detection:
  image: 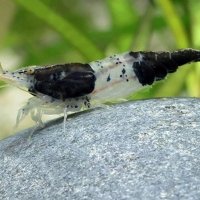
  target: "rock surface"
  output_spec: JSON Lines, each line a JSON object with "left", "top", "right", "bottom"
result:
{"left": 0, "top": 98, "right": 200, "bottom": 200}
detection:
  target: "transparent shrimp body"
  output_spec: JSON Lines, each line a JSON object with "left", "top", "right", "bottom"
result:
{"left": 89, "top": 52, "right": 143, "bottom": 104}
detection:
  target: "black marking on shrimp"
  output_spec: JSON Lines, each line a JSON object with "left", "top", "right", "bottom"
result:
{"left": 119, "top": 68, "right": 127, "bottom": 81}
{"left": 107, "top": 74, "right": 111, "bottom": 82}
{"left": 29, "top": 63, "right": 96, "bottom": 101}
{"left": 130, "top": 52, "right": 140, "bottom": 59}
{"left": 84, "top": 101, "right": 91, "bottom": 108}
{"left": 122, "top": 68, "right": 126, "bottom": 74}
{"left": 18, "top": 71, "right": 25, "bottom": 74}
{"left": 82, "top": 95, "right": 91, "bottom": 108}
{"left": 130, "top": 49, "right": 200, "bottom": 86}
{"left": 85, "top": 96, "right": 90, "bottom": 102}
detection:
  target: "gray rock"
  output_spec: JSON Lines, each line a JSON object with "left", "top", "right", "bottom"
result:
{"left": 0, "top": 98, "right": 200, "bottom": 200}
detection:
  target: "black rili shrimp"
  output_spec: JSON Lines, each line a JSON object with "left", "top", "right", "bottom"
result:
{"left": 0, "top": 48, "right": 200, "bottom": 132}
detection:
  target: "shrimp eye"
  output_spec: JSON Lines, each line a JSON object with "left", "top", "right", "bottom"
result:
{"left": 26, "top": 68, "right": 35, "bottom": 75}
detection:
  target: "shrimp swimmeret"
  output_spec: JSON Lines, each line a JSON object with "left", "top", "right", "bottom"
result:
{"left": 0, "top": 48, "right": 200, "bottom": 131}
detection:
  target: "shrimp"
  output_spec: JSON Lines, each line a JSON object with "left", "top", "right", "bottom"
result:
{"left": 1, "top": 48, "right": 200, "bottom": 132}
